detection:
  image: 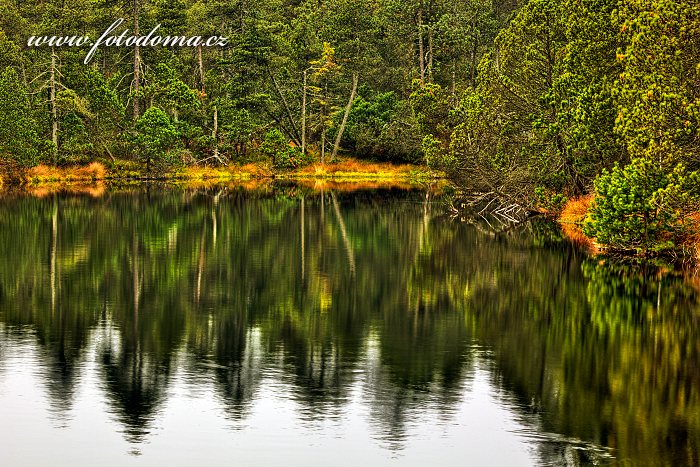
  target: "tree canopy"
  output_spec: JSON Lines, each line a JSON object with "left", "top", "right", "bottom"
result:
{"left": 0, "top": 0, "right": 698, "bottom": 253}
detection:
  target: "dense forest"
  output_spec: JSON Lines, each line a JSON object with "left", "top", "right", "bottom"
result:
{"left": 0, "top": 0, "right": 527, "bottom": 169}
{"left": 0, "top": 0, "right": 698, "bottom": 254}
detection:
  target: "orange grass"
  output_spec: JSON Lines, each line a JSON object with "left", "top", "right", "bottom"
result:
{"left": 294, "top": 158, "right": 419, "bottom": 178}
{"left": 170, "top": 166, "right": 232, "bottom": 180}
{"left": 560, "top": 194, "right": 594, "bottom": 224}
{"left": 240, "top": 163, "right": 272, "bottom": 177}
{"left": 19, "top": 158, "right": 427, "bottom": 185}
{"left": 558, "top": 194, "right": 598, "bottom": 251}
{"left": 26, "top": 182, "right": 106, "bottom": 198}
{"left": 26, "top": 162, "right": 107, "bottom": 183}
{"left": 76, "top": 162, "right": 107, "bottom": 179}
{"left": 169, "top": 163, "right": 272, "bottom": 180}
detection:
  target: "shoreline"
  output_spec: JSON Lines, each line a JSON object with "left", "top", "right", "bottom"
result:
{"left": 0, "top": 159, "right": 443, "bottom": 187}
{"left": 3, "top": 163, "right": 699, "bottom": 276}
{"left": 557, "top": 195, "right": 700, "bottom": 274}
{"left": 0, "top": 159, "right": 448, "bottom": 196}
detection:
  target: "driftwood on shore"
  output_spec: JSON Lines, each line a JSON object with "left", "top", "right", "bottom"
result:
{"left": 448, "top": 190, "right": 534, "bottom": 232}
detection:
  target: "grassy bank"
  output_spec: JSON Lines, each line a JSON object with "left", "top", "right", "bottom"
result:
{"left": 20, "top": 161, "right": 269, "bottom": 184}
{"left": 283, "top": 160, "right": 436, "bottom": 181}
{"left": 558, "top": 195, "right": 598, "bottom": 253}
{"left": 558, "top": 195, "right": 700, "bottom": 266}
{"left": 5, "top": 158, "right": 442, "bottom": 188}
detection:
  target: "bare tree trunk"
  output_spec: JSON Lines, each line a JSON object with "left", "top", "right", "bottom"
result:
{"left": 301, "top": 69, "right": 307, "bottom": 155}
{"left": 50, "top": 47, "right": 58, "bottom": 158}
{"left": 197, "top": 44, "right": 205, "bottom": 93}
{"left": 21, "top": 59, "right": 27, "bottom": 88}
{"left": 417, "top": 8, "right": 425, "bottom": 82}
{"left": 321, "top": 106, "right": 326, "bottom": 164}
{"left": 331, "top": 193, "right": 355, "bottom": 275}
{"left": 495, "top": 44, "right": 500, "bottom": 73}
{"left": 268, "top": 67, "right": 301, "bottom": 144}
{"left": 50, "top": 196, "right": 58, "bottom": 314}
{"left": 470, "top": 17, "right": 478, "bottom": 87}
{"left": 331, "top": 73, "right": 358, "bottom": 161}
{"left": 212, "top": 105, "right": 220, "bottom": 162}
{"left": 427, "top": 28, "right": 433, "bottom": 82}
{"left": 133, "top": 0, "right": 141, "bottom": 120}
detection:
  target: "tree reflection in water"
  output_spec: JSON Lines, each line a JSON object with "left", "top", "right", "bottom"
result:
{"left": 0, "top": 185, "right": 697, "bottom": 465}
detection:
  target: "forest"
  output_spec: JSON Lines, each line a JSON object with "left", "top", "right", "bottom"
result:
{"left": 0, "top": 0, "right": 698, "bottom": 255}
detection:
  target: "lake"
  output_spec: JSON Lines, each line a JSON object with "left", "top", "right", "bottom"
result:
{"left": 0, "top": 183, "right": 698, "bottom": 466}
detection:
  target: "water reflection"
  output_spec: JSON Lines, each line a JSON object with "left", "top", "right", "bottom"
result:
{"left": 0, "top": 185, "right": 698, "bottom": 465}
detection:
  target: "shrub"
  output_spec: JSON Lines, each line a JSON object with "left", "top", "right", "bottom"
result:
{"left": 132, "top": 107, "right": 181, "bottom": 172}
{"left": 330, "top": 92, "right": 422, "bottom": 163}
{"left": 260, "top": 129, "right": 311, "bottom": 169}
{"left": 534, "top": 187, "right": 567, "bottom": 213}
{"left": 583, "top": 157, "right": 699, "bottom": 254}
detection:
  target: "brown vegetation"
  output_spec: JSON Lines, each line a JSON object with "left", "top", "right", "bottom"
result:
{"left": 168, "top": 163, "right": 272, "bottom": 181}
{"left": 680, "top": 212, "right": 700, "bottom": 264}
{"left": 559, "top": 195, "right": 598, "bottom": 252}
{"left": 559, "top": 194, "right": 594, "bottom": 224}
{"left": 26, "top": 182, "right": 106, "bottom": 198}
{"left": 25, "top": 162, "right": 107, "bottom": 183}
{"left": 293, "top": 158, "right": 425, "bottom": 179}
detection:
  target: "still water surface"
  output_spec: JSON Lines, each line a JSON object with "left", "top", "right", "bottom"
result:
{"left": 0, "top": 184, "right": 698, "bottom": 466}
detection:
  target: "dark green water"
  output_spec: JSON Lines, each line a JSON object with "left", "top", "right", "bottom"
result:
{"left": 0, "top": 185, "right": 698, "bottom": 466}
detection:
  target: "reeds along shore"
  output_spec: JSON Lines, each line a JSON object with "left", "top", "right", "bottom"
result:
{"left": 1, "top": 158, "right": 439, "bottom": 186}
{"left": 558, "top": 195, "right": 700, "bottom": 266}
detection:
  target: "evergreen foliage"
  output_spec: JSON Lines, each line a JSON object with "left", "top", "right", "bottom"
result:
{"left": 0, "top": 0, "right": 697, "bottom": 253}
{"left": 584, "top": 158, "right": 699, "bottom": 254}
{"left": 133, "top": 107, "right": 181, "bottom": 171}
{"left": 0, "top": 67, "right": 40, "bottom": 166}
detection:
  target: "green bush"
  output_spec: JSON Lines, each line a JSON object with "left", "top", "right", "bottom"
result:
{"left": 260, "top": 129, "right": 311, "bottom": 169}
{"left": 583, "top": 157, "right": 699, "bottom": 254}
{"left": 534, "top": 187, "right": 567, "bottom": 213}
{"left": 132, "top": 107, "right": 181, "bottom": 171}
{"left": 329, "top": 91, "right": 421, "bottom": 163}
{"left": 58, "top": 112, "right": 94, "bottom": 165}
